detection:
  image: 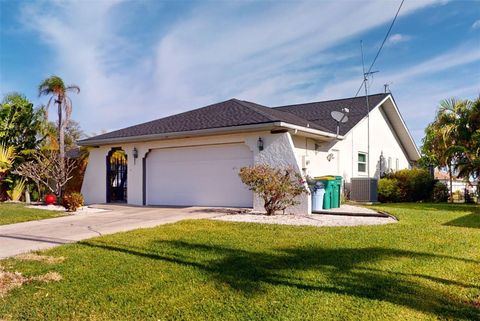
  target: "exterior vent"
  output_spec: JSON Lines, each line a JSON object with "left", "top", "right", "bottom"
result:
{"left": 350, "top": 178, "right": 378, "bottom": 202}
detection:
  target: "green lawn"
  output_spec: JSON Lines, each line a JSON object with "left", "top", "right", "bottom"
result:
{"left": 1, "top": 203, "right": 479, "bottom": 321}
{"left": 0, "top": 203, "right": 66, "bottom": 225}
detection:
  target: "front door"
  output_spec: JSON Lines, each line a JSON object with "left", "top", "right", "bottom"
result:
{"left": 107, "top": 149, "right": 127, "bottom": 203}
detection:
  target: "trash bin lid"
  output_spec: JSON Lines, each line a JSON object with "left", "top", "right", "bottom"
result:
{"left": 315, "top": 175, "right": 335, "bottom": 180}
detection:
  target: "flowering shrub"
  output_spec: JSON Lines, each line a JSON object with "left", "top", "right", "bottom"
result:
{"left": 238, "top": 165, "right": 308, "bottom": 215}
{"left": 62, "top": 192, "right": 84, "bottom": 212}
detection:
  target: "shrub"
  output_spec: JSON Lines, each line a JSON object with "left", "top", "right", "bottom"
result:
{"left": 62, "top": 192, "right": 84, "bottom": 212}
{"left": 7, "top": 179, "right": 26, "bottom": 202}
{"left": 383, "top": 168, "right": 434, "bottom": 202}
{"left": 452, "top": 190, "right": 463, "bottom": 202}
{"left": 465, "top": 190, "right": 475, "bottom": 204}
{"left": 378, "top": 178, "right": 400, "bottom": 203}
{"left": 239, "top": 165, "right": 308, "bottom": 215}
{"left": 431, "top": 181, "right": 449, "bottom": 202}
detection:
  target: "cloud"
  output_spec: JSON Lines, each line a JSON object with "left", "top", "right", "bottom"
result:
{"left": 385, "top": 33, "right": 411, "bottom": 46}
{"left": 472, "top": 19, "right": 480, "bottom": 29}
{"left": 18, "top": 0, "right": 443, "bottom": 134}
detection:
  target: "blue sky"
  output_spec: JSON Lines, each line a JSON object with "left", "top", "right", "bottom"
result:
{"left": 1, "top": 0, "right": 479, "bottom": 146}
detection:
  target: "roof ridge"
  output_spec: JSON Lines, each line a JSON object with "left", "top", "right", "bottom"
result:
{"left": 231, "top": 99, "right": 278, "bottom": 122}
{"left": 274, "top": 93, "right": 389, "bottom": 109}
{"left": 234, "top": 99, "right": 335, "bottom": 132}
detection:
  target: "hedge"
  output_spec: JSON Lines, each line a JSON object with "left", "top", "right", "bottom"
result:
{"left": 378, "top": 168, "right": 435, "bottom": 202}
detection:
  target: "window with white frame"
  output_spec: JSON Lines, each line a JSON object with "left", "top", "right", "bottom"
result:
{"left": 358, "top": 153, "right": 367, "bottom": 173}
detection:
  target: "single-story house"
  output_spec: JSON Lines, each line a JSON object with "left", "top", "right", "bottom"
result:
{"left": 78, "top": 93, "right": 420, "bottom": 214}
{"left": 434, "top": 169, "right": 477, "bottom": 195}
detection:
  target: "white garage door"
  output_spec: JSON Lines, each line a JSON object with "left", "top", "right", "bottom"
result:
{"left": 146, "top": 143, "right": 253, "bottom": 207}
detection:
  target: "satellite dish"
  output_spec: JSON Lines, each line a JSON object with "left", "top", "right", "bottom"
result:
{"left": 331, "top": 111, "right": 348, "bottom": 123}
{"left": 331, "top": 108, "right": 350, "bottom": 137}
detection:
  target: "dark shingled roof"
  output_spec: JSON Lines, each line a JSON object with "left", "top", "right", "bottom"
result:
{"left": 80, "top": 93, "right": 390, "bottom": 143}
{"left": 273, "top": 93, "right": 389, "bottom": 136}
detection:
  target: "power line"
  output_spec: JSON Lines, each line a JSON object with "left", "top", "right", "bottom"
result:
{"left": 368, "top": 0, "right": 405, "bottom": 74}
{"left": 352, "top": 0, "right": 405, "bottom": 98}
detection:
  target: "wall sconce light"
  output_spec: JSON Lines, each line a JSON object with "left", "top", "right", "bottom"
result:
{"left": 326, "top": 153, "right": 335, "bottom": 162}
{"left": 133, "top": 147, "right": 138, "bottom": 164}
{"left": 257, "top": 137, "right": 264, "bottom": 151}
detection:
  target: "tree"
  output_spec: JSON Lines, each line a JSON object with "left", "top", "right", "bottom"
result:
{"left": 40, "top": 119, "right": 85, "bottom": 152}
{"left": 14, "top": 150, "right": 76, "bottom": 197}
{"left": 452, "top": 97, "right": 480, "bottom": 181}
{"left": 421, "top": 97, "right": 480, "bottom": 202}
{"left": 38, "top": 76, "right": 80, "bottom": 194}
{"left": 238, "top": 165, "right": 308, "bottom": 215}
{"left": 0, "top": 93, "right": 44, "bottom": 153}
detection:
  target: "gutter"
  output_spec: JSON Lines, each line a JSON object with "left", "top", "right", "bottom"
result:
{"left": 78, "top": 122, "right": 342, "bottom": 146}
{"left": 278, "top": 122, "right": 344, "bottom": 140}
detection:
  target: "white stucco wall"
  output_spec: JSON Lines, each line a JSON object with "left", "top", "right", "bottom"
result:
{"left": 252, "top": 132, "right": 310, "bottom": 214}
{"left": 81, "top": 131, "right": 310, "bottom": 214}
{"left": 292, "top": 103, "right": 412, "bottom": 190}
{"left": 81, "top": 146, "right": 110, "bottom": 204}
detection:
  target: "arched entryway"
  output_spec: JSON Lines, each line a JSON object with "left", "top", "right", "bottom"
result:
{"left": 106, "top": 148, "right": 127, "bottom": 203}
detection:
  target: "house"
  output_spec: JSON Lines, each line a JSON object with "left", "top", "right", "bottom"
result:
{"left": 78, "top": 93, "right": 420, "bottom": 214}
{"left": 434, "top": 169, "right": 477, "bottom": 195}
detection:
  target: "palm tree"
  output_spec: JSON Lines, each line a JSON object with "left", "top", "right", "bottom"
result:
{"left": 435, "top": 98, "right": 470, "bottom": 201}
{"left": 38, "top": 76, "right": 80, "bottom": 194}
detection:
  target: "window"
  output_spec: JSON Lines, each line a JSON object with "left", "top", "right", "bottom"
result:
{"left": 396, "top": 158, "right": 399, "bottom": 171}
{"left": 358, "top": 153, "right": 367, "bottom": 173}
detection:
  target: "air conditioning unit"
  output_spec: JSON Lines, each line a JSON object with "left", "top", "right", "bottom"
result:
{"left": 350, "top": 178, "right": 378, "bottom": 202}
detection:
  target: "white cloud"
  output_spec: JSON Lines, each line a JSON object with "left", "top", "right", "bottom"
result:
{"left": 19, "top": 0, "right": 444, "bottom": 133}
{"left": 472, "top": 19, "right": 480, "bottom": 29}
{"left": 385, "top": 33, "right": 411, "bottom": 46}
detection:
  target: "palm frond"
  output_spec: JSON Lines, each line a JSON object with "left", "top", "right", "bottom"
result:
{"left": 7, "top": 179, "right": 26, "bottom": 201}
{"left": 66, "top": 85, "right": 80, "bottom": 94}
{"left": 0, "top": 144, "right": 16, "bottom": 173}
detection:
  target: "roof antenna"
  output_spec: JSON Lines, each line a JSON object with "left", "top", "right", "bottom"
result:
{"left": 361, "top": 40, "right": 378, "bottom": 179}
{"left": 384, "top": 82, "right": 392, "bottom": 93}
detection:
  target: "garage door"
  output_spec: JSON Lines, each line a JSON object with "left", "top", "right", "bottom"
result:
{"left": 146, "top": 143, "right": 253, "bottom": 207}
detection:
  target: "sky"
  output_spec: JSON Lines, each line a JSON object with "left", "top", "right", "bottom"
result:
{"left": 1, "top": 0, "right": 479, "bottom": 146}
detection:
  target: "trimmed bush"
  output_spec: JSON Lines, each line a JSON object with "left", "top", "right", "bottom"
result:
{"left": 378, "top": 178, "right": 400, "bottom": 203}
{"left": 239, "top": 165, "right": 308, "bottom": 215}
{"left": 62, "top": 192, "right": 84, "bottom": 212}
{"left": 431, "top": 181, "right": 449, "bottom": 202}
{"left": 381, "top": 168, "right": 434, "bottom": 202}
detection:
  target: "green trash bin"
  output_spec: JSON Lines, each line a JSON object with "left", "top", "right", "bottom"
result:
{"left": 316, "top": 176, "right": 336, "bottom": 209}
{"left": 332, "top": 180, "right": 340, "bottom": 208}
{"left": 333, "top": 176, "right": 343, "bottom": 208}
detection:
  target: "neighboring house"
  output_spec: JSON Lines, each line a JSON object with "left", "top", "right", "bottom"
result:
{"left": 434, "top": 169, "right": 476, "bottom": 194}
{"left": 78, "top": 93, "right": 420, "bottom": 214}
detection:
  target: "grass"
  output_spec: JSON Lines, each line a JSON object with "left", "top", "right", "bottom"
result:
{"left": 0, "top": 203, "right": 479, "bottom": 320}
{"left": 0, "top": 203, "right": 66, "bottom": 226}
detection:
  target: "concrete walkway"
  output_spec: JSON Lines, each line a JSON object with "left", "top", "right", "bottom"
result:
{"left": 312, "top": 204, "right": 393, "bottom": 218}
{"left": 0, "top": 205, "right": 221, "bottom": 259}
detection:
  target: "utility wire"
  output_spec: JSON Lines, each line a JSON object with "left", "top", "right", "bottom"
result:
{"left": 368, "top": 0, "right": 405, "bottom": 74}
{"left": 352, "top": 0, "right": 405, "bottom": 98}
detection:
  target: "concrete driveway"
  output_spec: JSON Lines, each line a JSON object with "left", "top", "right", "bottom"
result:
{"left": 0, "top": 205, "right": 222, "bottom": 259}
